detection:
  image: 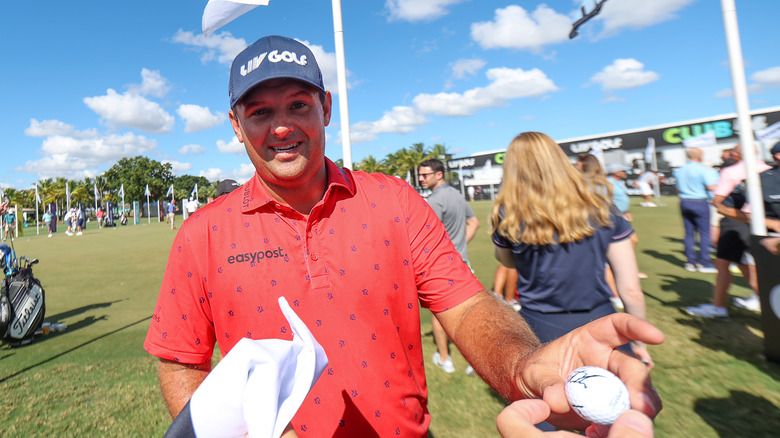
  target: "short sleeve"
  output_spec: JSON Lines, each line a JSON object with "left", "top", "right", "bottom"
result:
{"left": 144, "top": 226, "right": 217, "bottom": 364}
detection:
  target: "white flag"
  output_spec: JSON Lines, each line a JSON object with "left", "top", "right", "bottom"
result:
{"left": 118, "top": 184, "right": 124, "bottom": 198}
{"left": 35, "top": 184, "right": 41, "bottom": 204}
{"left": 191, "top": 183, "right": 198, "bottom": 199}
{"left": 145, "top": 184, "right": 151, "bottom": 197}
{"left": 202, "top": 0, "right": 270, "bottom": 36}
{"left": 756, "top": 121, "right": 780, "bottom": 144}
{"left": 644, "top": 137, "right": 656, "bottom": 169}
{"left": 682, "top": 130, "right": 716, "bottom": 148}
{"left": 94, "top": 183, "right": 99, "bottom": 199}
{"left": 65, "top": 182, "right": 71, "bottom": 201}
{"left": 166, "top": 184, "right": 174, "bottom": 197}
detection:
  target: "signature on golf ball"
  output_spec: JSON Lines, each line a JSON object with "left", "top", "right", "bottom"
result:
{"left": 564, "top": 366, "right": 630, "bottom": 425}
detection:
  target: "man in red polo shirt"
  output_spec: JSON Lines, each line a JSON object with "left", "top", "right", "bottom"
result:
{"left": 144, "top": 35, "right": 662, "bottom": 437}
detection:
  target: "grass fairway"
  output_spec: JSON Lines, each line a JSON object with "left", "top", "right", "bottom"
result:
{"left": 2, "top": 200, "right": 780, "bottom": 437}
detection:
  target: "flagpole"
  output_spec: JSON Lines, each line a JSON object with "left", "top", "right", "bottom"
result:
{"left": 721, "top": 0, "right": 765, "bottom": 235}
{"left": 652, "top": 142, "right": 660, "bottom": 199}
{"left": 331, "top": 0, "right": 353, "bottom": 170}
{"left": 34, "top": 184, "right": 40, "bottom": 236}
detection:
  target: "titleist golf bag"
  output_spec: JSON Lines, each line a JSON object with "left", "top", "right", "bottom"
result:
{"left": 0, "top": 244, "right": 46, "bottom": 346}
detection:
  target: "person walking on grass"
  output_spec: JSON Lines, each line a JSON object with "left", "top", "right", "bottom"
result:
{"left": 685, "top": 144, "right": 771, "bottom": 319}
{"left": 418, "top": 158, "right": 480, "bottom": 375}
{"left": 606, "top": 163, "right": 648, "bottom": 280}
{"left": 674, "top": 147, "right": 719, "bottom": 273}
{"left": 144, "top": 35, "right": 663, "bottom": 437}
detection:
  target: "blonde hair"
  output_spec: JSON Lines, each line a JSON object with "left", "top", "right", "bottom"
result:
{"left": 491, "top": 132, "right": 612, "bottom": 245}
{"left": 577, "top": 153, "right": 613, "bottom": 200}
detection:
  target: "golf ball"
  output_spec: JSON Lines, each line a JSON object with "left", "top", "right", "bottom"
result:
{"left": 564, "top": 366, "right": 630, "bottom": 425}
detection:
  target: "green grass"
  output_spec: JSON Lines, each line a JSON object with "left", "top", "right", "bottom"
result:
{"left": 2, "top": 201, "right": 779, "bottom": 437}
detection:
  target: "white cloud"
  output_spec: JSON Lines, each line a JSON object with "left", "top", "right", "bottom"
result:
{"left": 349, "top": 106, "right": 429, "bottom": 144}
{"left": 451, "top": 58, "right": 486, "bottom": 80}
{"left": 386, "top": 0, "right": 465, "bottom": 22}
{"left": 24, "top": 119, "right": 74, "bottom": 137}
{"left": 84, "top": 89, "right": 175, "bottom": 133}
{"left": 751, "top": 66, "right": 780, "bottom": 85}
{"left": 127, "top": 68, "right": 171, "bottom": 98}
{"left": 178, "top": 144, "right": 205, "bottom": 155}
{"left": 195, "top": 163, "right": 255, "bottom": 184}
{"left": 414, "top": 67, "right": 559, "bottom": 116}
{"left": 231, "top": 163, "right": 256, "bottom": 183}
{"left": 217, "top": 136, "right": 244, "bottom": 155}
{"left": 348, "top": 66, "right": 558, "bottom": 142}
{"left": 471, "top": 5, "right": 570, "bottom": 52}
{"left": 589, "top": 58, "right": 659, "bottom": 91}
{"left": 162, "top": 160, "right": 193, "bottom": 175}
{"left": 177, "top": 104, "right": 225, "bottom": 133}
{"left": 17, "top": 131, "right": 158, "bottom": 181}
{"left": 171, "top": 30, "right": 248, "bottom": 65}
{"left": 598, "top": 0, "right": 697, "bottom": 37}
{"left": 298, "top": 40, "right": 348, "bottom": 95}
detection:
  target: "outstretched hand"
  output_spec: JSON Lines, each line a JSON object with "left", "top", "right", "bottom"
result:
{"left": 0, "top": 201, "right": 8, "bottom": 215}
{"left": 510, "top": 313, "right": 664, "bottom": 433}
{"left": 497, "top": 399, "right": 654, "bottom": 438}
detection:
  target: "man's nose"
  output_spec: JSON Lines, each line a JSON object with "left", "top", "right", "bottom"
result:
{"left": 273, "top": 126, "right": 294, "bottom": 139}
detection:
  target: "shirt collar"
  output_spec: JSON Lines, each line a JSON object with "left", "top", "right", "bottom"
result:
{"left": 240, "top": 158, "right": 355, "bottom": 214}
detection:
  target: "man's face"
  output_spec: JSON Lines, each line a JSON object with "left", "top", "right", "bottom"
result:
{"left": 229, "top": 79, "right": 332, "bottom": 190}
{"left": 614, "top": 170, "right": 628, "bottom": 180}
{"left": 418, "top": 166, "right": 440, "bottom": 190}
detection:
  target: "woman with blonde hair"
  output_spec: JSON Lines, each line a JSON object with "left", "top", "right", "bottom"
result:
{"left": 491, "top": 132, "right": 652, "bottom": 367}
{"left": 577, "top": 152, "right": 613, "bottom": 199}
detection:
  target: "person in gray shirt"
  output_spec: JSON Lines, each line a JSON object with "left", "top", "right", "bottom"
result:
{"left": 419, "top": 158, "right": 480, "bottom": 374}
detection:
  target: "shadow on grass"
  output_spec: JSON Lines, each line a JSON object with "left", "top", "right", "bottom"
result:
{"left": 644, "top": 249, "right": 686, "bottom": 270}
{"left": 655, "top": 274, "right": 714, "bottom": 305}
{"left": 46, "top": 300, "right": 123, "bottom": 323}
{"left": 662, "top": 236, "right": 683, "bottom": 245}
{"left": 694, "top": 390, "right": 780, "bottom": 436}
{"left": 0, "top": 315, "right": 151, "bottom": 384}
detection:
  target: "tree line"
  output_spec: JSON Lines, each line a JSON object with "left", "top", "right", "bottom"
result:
{"left": 3, "top": 142, "right": 453, "bottom": 212}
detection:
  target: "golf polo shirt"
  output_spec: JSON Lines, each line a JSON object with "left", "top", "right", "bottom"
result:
{"left": 145, "top": 159, "right": 483, "bottom": 436}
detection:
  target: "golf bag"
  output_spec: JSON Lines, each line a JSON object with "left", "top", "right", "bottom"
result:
{"left": 0, "top": 244, "right": 46, "bottom": 346}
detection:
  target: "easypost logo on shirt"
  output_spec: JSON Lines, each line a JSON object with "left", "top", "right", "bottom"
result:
{"left": 228, "top": 246, "right": 287, "bottom": 264}
{"left": 240, "top": 50, "right": 308, "bottom": 77}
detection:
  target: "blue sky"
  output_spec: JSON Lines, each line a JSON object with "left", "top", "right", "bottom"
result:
{"left": 2, "top": 0, "right": 779, "bottom": 190}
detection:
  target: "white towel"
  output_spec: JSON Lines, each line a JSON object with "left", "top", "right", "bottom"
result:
{"left": 187, "top": 296, "right": 328, "bottom": 438}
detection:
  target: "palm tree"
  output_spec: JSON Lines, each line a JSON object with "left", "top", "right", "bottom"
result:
{"left": 356, "top": 155, "right": 388, "bottom": 174}
{"left": 398, "top": 143, "right": 429, "bottom": 188}
{"left": 38, "top": 178, "right": 56, "bottom": 207}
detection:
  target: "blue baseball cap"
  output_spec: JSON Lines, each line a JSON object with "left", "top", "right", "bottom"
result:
{"left": 229, "top": 35, "right": 325, "bottom": 108}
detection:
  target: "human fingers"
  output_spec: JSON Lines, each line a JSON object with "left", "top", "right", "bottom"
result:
{"left": 630, "top": 344, "right": 654, "bottom": 370}
{"left": 497, "top": 399, "right": 548, "bottom": 438}
{"left": 497, "top": 400, "right": 584, "bottom": 438}
{"left": 585, "top": 410, "right": 654, "bottom": 438}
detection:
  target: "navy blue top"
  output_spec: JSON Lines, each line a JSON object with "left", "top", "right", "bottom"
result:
{"left": 492, "top": 211, "right": 634, "bottom": 313}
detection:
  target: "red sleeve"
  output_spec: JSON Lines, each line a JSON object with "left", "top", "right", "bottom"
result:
{"left": 394, "top": 178, "right": 484, "bottom": 313}
{"left": 143, "top": 224, "right": 216, "bottom": 364}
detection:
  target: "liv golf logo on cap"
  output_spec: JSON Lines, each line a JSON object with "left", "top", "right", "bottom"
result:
{"left": 240, "top": 50, "right": 308, "bottom": 77}
{"left": 229, "top": 35, "right": 325, "bottom": 108}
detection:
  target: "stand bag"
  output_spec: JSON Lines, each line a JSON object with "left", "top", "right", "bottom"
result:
{"left": 0, "top": 245, "right": 46, "bottom": 347}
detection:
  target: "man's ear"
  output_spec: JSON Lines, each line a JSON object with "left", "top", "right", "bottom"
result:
{"left": 229, "top": 110, "right": 244, "bottom": 143}
{"left": 322, "top": 91, "right": 333, "bottom": 127}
